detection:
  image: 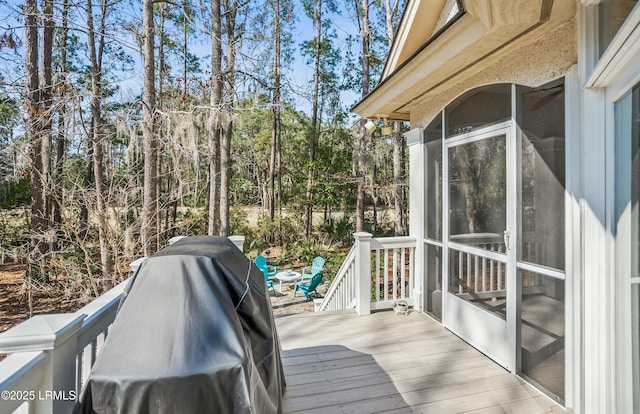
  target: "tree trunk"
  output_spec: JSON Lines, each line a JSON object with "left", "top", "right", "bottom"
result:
{"left": 268, "top": 0, "right": 281, "bottom": 220}
{"left": 53, "top": 0, "right": 69, "bottom": 229}
{"left": 355, "top": 0, "right": 370, "bottom": 233}
{"left": 220, "top": 122, "right": 232, "bottom": 236}
{"left": 208, "top": 0, "right": 222, "bottom": 235}
{"left": 142, "top": 0, "right": 159, "bottom": 255}
{"left": 393, "top": 122, "right": 407, "bottom": 235}
{"left": 305, "top": 0, "right": 322, "bottom": 239}
{"left": 382, "top": 0, "right": 405, "bottom": 237}
{"left": 79, "top": 144, "right": 93, "bottom": 242}
{"left": 25, "top": 0, "right": 47, "bottom": 255}
{"left": 86, "top": 0, "right": 113, "bottom": 284}
{"left": 220, "top": 0, "right": 239, "bottom": 237}
{"left": 42, "top": 0, "right": 54, "bottom": 230}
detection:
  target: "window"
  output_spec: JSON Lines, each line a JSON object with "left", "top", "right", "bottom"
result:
{"left": 599, "top": 0, "right": 639, "bottom": 56}
{"left": 615, "top": 81, "right": 640, "bottom": 413}
{"left": 445, "top": 84, "right": 511, "bottom": 137}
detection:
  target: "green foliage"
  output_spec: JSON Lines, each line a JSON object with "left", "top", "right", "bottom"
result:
{"left": 176, "top": 208, "right": 208, "bottom": 236}
{"left": 255, "top": 213, "right": 302, "bottom": 246}
{"left": 0, "top": 178, "right": 30, "bottom": 208}
{"left": 295, "top": 240, "right": 318, "bottom": 264}
{"left": 0, "top": 208, "right": 29, "bottom": 246}
{"left": 229, "top": 207, "right": 253, "bottom": 239}
{"left": 319, "top": 215, "right": 354, "bottom": 246}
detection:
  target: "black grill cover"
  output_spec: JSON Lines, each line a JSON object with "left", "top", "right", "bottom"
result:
{"left": 75, "top": 236, "right": 286, "bottom": 414}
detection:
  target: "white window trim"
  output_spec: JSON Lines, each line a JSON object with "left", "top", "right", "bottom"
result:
{"left": 583, "top": 3, "right": 640, "bottom": 412}
{"left": 586, "top": 2, "right": 640, "bottom": 89}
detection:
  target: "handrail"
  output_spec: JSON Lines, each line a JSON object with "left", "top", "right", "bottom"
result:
{"left": 318, "top": 234, "right": 417, "bottom": 315}
{"left": 317, "top": 245, "right": 357, "bottom": 312}
{"left": 0, "top": 352, "right": 48, "bottom": 413}
{"left": 0, "top": 279, "right": 130, "bottom": 413}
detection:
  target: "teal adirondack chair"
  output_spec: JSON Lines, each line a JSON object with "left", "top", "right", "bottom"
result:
{"left": 255, "top": 255, "right": 278, "bottom": 278}
{"left": 263, "top": 273, "right": 276, "bottom": 295}
{"left": 301, "top": 256, "right": 325, "bottom": 280}
{"left": 255, "top": 255, "right": 277, "bottom": 295}
{"left": 294, "top": 272, "right": 323, "bottom": 301}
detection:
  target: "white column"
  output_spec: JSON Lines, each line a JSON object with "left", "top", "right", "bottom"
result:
{"left": 406, "top": 127, "right": 425, "bottom": 311}
{"left": 354, "top": 232, "right": 372, "bottom": 315}
{"left": 578, "top": 3, "right": 613, "bottom": 413}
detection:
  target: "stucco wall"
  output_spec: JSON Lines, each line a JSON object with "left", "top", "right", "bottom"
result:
{"left": 409, "top": 18, "right": 577, "bottom": 127}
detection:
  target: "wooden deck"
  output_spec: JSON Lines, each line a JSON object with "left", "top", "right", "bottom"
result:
{"left": 275, "top": 310, "right": 565, "bottom": 414}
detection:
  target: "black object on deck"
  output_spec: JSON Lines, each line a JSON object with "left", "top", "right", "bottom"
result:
{"left": 75, "top": 236, "right": 286, "bottom": 414}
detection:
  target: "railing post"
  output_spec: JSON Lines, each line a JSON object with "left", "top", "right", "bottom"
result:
{"left": 354, "top": 232, "right": 372, "bottom": 315}
{"left": 0, "top": 314, "right": 85, "bottom": 413}
{"left": 228, "top": 235, "right": 245, "bottom": 252}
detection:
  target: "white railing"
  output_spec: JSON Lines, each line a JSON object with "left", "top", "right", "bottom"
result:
{"left": 317, "top": 245, "right": 357, "bottom": 312}
{"left": 449, "top": 234, "right": 506, "bottom": 298}
{"left": 318, "top": 232, "right": 417, "bottom": 315}
{"left": 0, "top": 280, "right": 128, "bottom": 413}
{"left": 448, "top": 233, "right": 545, "bottom": 300}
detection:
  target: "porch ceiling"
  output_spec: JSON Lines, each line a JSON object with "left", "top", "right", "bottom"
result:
{"left": 352, "top": 0, "right": 576, "bottom": 122}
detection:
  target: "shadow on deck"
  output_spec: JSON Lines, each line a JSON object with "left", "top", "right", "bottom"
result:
{"left": 275, "top": 310, "right": 565, "bottom": 414}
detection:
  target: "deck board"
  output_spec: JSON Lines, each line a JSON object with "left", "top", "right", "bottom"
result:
{"left": 275, "top": 310, "right": 564, "bottom": 414}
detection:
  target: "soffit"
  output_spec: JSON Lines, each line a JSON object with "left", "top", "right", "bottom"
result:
{"left": 353, "top": 0, "right": 576, "bottom": 121}
{"left": 384, "top": 0, "right": 451, "bottom": 78}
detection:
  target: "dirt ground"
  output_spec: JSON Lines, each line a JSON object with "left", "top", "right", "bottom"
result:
{"left": 0, "top": 263, "right": 85, "bottom": 334}
{"left": 268, "top": 278, "right": 328, "bottom": 316}
{"left": 0, "top": 262, "right": 327, "bottom": 335}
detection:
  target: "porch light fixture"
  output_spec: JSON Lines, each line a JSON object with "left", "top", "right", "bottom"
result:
{"left": 365, "top": 114, "right": 394, "bottom": 136}
{"left": 364, "top": 119, "right": 377, "bottom": 133}
{"left": 380, "top": 119, "right": 393, "bottom": 136}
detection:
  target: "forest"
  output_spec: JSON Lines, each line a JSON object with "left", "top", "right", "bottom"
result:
{"left": 0, "top": 0, "right": 407, "bottom": 310}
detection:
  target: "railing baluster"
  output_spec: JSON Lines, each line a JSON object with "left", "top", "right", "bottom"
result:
{"left": 375, "top": 249, "right": 381, "bottom": 302}
{"left": 401, "top": 247, "right": 406, "bottom": 299}
{"left": 384, "top": 249, "right": 389, "bottom": 301}
{"left": 490, "top": 245, "right": 495, "bottom": 291}
{"left": 474, "top": 254, "right": 479, "bottom": 292}
{"left": 409, "top": 247, "right": 414, "bottom": 295}
{"left": 458, "top": 251, "right": 463, "bottom": 294}
{"left": 482, "top": 256, "right": 487, "bottom": 293}
{"left": 466, "top": 252, "right": 471, "bottom": 293}
{"left": 391, "top": 249, "right": 398, "bottom": 301}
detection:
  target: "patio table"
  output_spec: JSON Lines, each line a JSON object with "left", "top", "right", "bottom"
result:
{"left": 274, "top": 271, "right": 301, "bottom": 293}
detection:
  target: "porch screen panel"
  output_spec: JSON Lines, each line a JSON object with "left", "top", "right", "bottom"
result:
{"left": 425, "top": 114, "right": 444, "bottom": 320}
{"left": 448, "top": 247, "right": 507, "bottom": 319}
{"left": 519, "top": 270, "right": 565, "bottom": 403}
{"left": 449, "top": 135, "right": 506, "bottom": 247}
{"left": 634, "top": 285, "right": 640, "bottom": 413}
{"left": 518, "top": 80, "right": 565, "bottom": 270}
{"left": 426, "top": 243, "right": 443, "bottom": 320}
{"left": 426, "top": 115, "right": 443, "bottom": 241}
{"left": 630, "top": 83, "right": 640, "bottom": 412}
{"left": 446, "top": 84, "right": 511, "bottom": 137}
{"left": 616, "top": 81, "right": 640, "bottom": 413}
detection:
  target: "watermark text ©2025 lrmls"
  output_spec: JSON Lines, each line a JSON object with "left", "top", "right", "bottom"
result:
{"left": 1, "top": 389, "right": 77, "bottom": 401}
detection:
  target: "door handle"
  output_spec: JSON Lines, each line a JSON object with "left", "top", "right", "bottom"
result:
{"left": 503, "top": 230, "right": 510, "bottom": 251}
